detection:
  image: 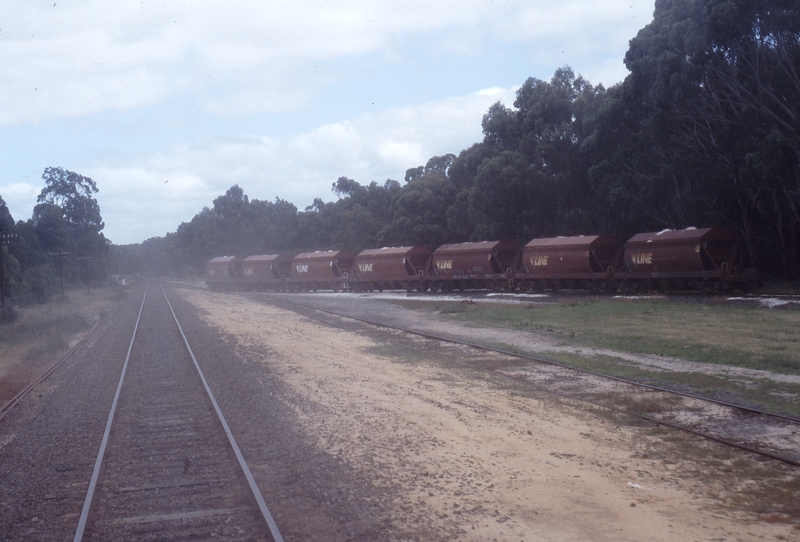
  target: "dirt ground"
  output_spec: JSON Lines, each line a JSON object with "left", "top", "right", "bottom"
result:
{"left": 176, "top": 288, "right": 798, "bottom": 541}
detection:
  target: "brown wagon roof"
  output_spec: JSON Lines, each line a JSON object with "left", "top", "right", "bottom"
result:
{"left": 626, "top": 227, "right": 733, "bottom": 245}
{"left": 525, "top": 235, "right": 619, "bottom": 248}
{"left": 293, "top": 250, "right": 355, "bottom": 261}
{"left": 243, "top": 254, "right": 292, "bottom": 262}
{"left": 434, "top": 240, "right": 517, "bottom": 253}
{"left": 357, "top": 246, "right": 430, "bottom": 258}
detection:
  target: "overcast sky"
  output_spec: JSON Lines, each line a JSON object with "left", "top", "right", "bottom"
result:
{"left": 0, "top": 0, "right": 655, "bottom": 245}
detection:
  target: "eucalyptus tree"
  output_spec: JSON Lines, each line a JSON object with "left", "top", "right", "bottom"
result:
{"left": 623, "top": 0, "right": 800, "bottom": 275}
{"left": 471, "top": 68, "right": 606, "bottom": 241}
{"left": 37, "top": 167, "right": 107, "bottom": 259}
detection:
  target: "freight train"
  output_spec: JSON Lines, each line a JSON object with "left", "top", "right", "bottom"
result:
{"left": 206, "top": 226, "right": 758, "bottom": 294}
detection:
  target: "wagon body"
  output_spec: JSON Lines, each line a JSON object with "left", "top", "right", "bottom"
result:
{"left": 206, "top": 256, "right": 243, "bottom": 290}
{"left": 241, "top": 254, "right": 293, "bottom": 290}
{"left": 621, "top": 227, "right": 757, "bottom": 292}
{"left": 624, "top": 227, "right": 735, "bottom": 273}
{"left": 288, "top": 250, "right": 356, "bottom": 291}
{"left": 351, "top": 246, "right": 431, "bottom": 291}
{"left": 519, "top": 235, "right": 621, "bottom": 291}
{"left": 429, "top": 240, "right": 519, "bottom": 291}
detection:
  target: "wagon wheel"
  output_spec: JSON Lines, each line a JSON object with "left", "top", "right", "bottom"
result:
{"left": 699, "top": 281, "right": 716, "bottom": 295}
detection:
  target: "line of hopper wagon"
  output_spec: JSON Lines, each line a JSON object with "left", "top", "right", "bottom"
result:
{"left": 206, "top": 226, "right": 758, "bottom": 295}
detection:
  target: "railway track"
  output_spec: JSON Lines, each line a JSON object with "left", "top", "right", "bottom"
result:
{"left": 0, "top": 319, "right": 100, "bottom": 423}
{"left": 263, "top": 294, "right": 800, "bottom": 469}
{"left": 73, "top": 285, "right": 283, "bottom": 541}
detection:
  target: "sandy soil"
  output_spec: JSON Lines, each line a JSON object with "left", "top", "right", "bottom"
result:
{"left": 180, "top": 288, "right": 795, "bottom": 541}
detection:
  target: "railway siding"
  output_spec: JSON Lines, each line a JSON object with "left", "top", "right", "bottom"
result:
{"left": 265, "top": 294, "right": 800, "bottom": 467}
{"left": 3, "top": 284, "right": 799, "bottom": 540}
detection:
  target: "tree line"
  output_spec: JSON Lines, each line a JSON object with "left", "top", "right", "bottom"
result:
{"left": 0, "top": 167, "right": 108, "bottom": 311}
{"left": 141, "top": 0, "right": 798, "bottom": 280}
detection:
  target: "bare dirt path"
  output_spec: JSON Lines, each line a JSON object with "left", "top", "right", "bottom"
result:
{"left": 178, "top": 287, "right": 797, "bottom": 541}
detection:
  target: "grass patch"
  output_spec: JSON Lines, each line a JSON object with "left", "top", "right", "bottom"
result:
{"left": 393, "top": 297, "right": 800, "bottom": 375}
{"left": 0, "top": 309, "right": 90, "bottom": 349}
{"left": 365, "top": 343, "right": 436, "bottom": 365}
{"left": 485, "top": 346, "right": 800, "bottom": 418}
{"left": 0, "top": 285, "right": 126, "bottom": 403}
{"left": 594, "top": 391, "right": 686, "bottom": 416}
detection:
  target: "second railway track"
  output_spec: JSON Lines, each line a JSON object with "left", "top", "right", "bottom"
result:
{"left": 73, "top": 285, "right": 283, "bottom": 541}
{"left": 261, "top": 293, "right": 800, "bottom": 469}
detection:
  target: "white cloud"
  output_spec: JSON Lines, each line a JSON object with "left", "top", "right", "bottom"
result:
{"left": 0, "top": 183, "right": 39, "bottom": 223}
{"left": 74, "top": 85, "right": 517, "bottom": 243}
{"left": 0, "top": 0, "right": 656, "bottom": 243}
{"left": 86, "top": 166, "right": 211, "bottom": 243}
{"left": 0, "top": 0, "right": 651, "bottom": 124}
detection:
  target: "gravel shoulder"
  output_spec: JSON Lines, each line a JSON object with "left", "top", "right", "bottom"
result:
{"left": 177, "top": 287, "right": 798, "bottom": 541}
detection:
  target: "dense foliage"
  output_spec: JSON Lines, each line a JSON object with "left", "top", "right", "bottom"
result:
{"left": 154, "top": 0, "right": 799, "bottom": 280}
{"left": 1, "top": 168, "right": 109, "bottom": 307}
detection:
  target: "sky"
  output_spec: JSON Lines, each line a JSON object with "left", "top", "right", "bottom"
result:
{"left": 0, "top": 0, "right": 656, "bottom": 245}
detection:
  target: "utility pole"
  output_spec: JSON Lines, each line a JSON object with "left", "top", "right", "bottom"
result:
{"left": 1, "top": 233, "right": 18, "bottom": 316}
{"left": 49, "top": 252, "right": 70, "bottom": 300}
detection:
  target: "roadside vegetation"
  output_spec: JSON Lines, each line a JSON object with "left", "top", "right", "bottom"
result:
{"left": 391, "top": 296, "right": 800, "bottom": 416}
{"left": 0, "top": 285, "right": 125, "bottom": 406}
{"left": 402, "top": 297, "right": 800, "bottom": 373}
{"left": 1, "top": 168, "right": 109, "bottom": 314}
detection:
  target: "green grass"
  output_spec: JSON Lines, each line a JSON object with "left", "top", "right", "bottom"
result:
{"left": 387, "top": 297, "right": 800, "bottom": 415}
{"left": 535, "top": 351, "right": 800, "bottom": 416}
{"left": 394, "top": 297, "right": 800, "bottom": 375}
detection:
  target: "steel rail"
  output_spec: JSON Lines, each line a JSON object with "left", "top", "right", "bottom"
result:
{"left": 267, "top": 295, "right": 800, "bottom": 469}
{"left": 0, "top": 319, "right": 101, "bottom": 422}
{"left": 74, "top": 285, "right": 149, "bottom": 542}
{"left": 275, "top": 296, "right": 800, "bottom": 424}
{"left": 161, "top": 285, "right": 284, "bottom": 542}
